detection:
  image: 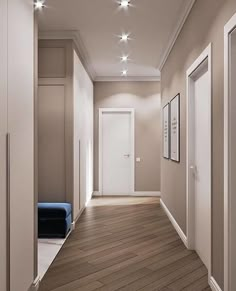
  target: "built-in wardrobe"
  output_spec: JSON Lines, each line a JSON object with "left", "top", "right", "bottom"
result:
{"left": 38, "top": 38, "right": 94, "bottom": 229}
{"left": 0, "top": 1, "right": 35, "bottom": 291}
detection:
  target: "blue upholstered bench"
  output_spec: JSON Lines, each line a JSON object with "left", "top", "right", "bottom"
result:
{"left": 38, "top": 203, "right": 72, "bottom": 238}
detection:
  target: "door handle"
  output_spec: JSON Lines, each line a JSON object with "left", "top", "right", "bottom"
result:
{"left": 124, "top": 154, "right": 130, "bottom": 158}
{"left": 190, "top": 165, "right": 197, "bottom": 177}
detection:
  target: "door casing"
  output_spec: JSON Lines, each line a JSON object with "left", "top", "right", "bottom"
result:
{"left": 224, "top": 12, "right": 236, "bottom": 291}
{"left": 186, "top": 43, "right": 212, "bottom": 281}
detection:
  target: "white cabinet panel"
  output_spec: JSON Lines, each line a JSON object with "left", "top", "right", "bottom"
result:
{"left": 0, "top": 1, "right": 8, "bottom": 290}
{"left": 7, "top": 0, "right": 35, "bottom": 290}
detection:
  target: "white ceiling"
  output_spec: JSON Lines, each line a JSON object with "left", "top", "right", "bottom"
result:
{"left": 38, "top": 0, "right": 195, "bottom": 81}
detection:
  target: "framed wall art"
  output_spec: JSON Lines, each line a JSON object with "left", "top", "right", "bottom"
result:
{"left": 170, "top": 94, "right": 180, "bottom": 162}
{"left": 162, "top": 103, "right": 170, "bottom": 159}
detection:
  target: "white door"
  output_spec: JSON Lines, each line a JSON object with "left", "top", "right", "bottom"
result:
{"left": 100, "top": 110, "right": 134, "bottom": 195}
{"left": 192, "top": 62, "right": 211, "bottom": 269}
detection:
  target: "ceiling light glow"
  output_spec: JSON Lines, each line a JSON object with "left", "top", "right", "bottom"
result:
{"left": 34, "top": 0, "right": 45, "bottom": 9}
{"left": 121, "top": 55, "right": 128, "bottom": 62}
{"left": 120, "top": 0, "right": 130, "bottom": 7}
{"left": 122, "top": 70, "right": 128, "bottom": 76}
{"left": 121, "top": 34, "right": 129, "bottom": 42}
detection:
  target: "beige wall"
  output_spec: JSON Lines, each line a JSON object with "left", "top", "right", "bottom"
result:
{"left": 38, "top": 40, "right": 74, "bottom": 204}
{"left": 94, "top": 81, "right": 161, "bottom": 192}
{"left": 161, "top": 0, "right": 236, "bottom": 287}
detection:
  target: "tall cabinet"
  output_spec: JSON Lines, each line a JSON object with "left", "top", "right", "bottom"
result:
{"left": 38, "top": 38, "right": 94, "bottom": 224}
{"left": 0, "top": 0, "right": 35, "bottom": 291}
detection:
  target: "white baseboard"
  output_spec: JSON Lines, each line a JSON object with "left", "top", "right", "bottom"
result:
{"left": 209, "top": 276, "right": 222, "bottom": 291}
{"left": 133, "top": 191, "right": 161, "bottom": 197}
{"left": 29, "top": 276, "right": 40, "bottom": 291}
{"left": 72, "top": 206, "right": 86, "bottom": 229}
{"left": 93, "top": 191, "right": 161, "bottom": 197}
{"left": 86, "top": 192, "right": 93, "bottom": 206}
{"left": 93, "top": 191, "right": 101, "bottom": 197}
{"left": 72, "top": 193, "right": 93, "bottom": 228}
{"left": 160, "top": 199, "right": 187, "bottom": 247}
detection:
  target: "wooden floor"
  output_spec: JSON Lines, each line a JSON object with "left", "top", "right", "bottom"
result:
{"left": 38, "top": 197, "right": 211, "bottom": 291}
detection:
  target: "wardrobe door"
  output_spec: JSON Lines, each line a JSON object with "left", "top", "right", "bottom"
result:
{"left": 0, "top": 1, "right": 8, "bottom": 290}
{"left": 8, "top": 0, "right": 35, "bottom": 290}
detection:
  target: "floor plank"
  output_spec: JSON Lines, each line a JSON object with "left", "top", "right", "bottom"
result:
{"left": 38, "top": 197, "right": 210, "bottom": 291}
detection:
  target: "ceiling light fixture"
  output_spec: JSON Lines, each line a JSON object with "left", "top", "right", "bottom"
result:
{"left": 121, "top": 55, "right": 128, "bottom": 62}
{"left": 120, "top": 33, "right": 129, "bottom": 42}
{"left": 34, "top": 0, "right": 45, "bottom": 9}
{"left": 120, "top": 0, "right": 130, "bottom": 8}
{"left": 122, "top": 70, "right": 128, "bottom": 76}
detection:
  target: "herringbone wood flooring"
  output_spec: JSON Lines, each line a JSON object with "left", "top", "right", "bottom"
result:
{"left": 38, "top": 197, "right": 211, "bottom": 291}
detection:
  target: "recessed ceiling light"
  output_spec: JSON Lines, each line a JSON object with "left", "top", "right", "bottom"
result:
{"left": 120, "top": 34, "right": 129, "bottom": 42}
{"left": 120, "top": 0, "right": 130, "bottom": 8}
{"left": 122, "top": 70, "right": 128, "bottom": 76}
{"left": 34, "top": 0, "right": 45, "bottom": 9}
{"left": 121, "top": 55, "right": 128, "bottom": 62}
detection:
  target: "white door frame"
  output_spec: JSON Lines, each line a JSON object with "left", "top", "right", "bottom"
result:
{"left": 186, "top": 43, "right": 212, "bottom": 280}
{"left": 224, "top": 12, "right": 236, "bottom": 291}
{"left": 99, "top": 108, "right": 135, "bottom": 195}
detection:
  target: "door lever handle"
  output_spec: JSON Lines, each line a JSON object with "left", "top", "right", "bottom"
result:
{"left": 124, "top": 154, "right": 130, "bottom": 158}
{"left": 190, "top": 165, "right": 197, "bottom": 177}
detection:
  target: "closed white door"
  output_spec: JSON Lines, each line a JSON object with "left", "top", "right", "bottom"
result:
{"left": 100, "top": 110, "right": 134, "bottom": 195}
{"left": 192, "top": 64, "right": 211, "bottom": 270}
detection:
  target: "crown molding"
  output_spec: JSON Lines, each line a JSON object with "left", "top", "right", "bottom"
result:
{"left": 38, "top": 30, "right": 97, "bottom": 81}
{"left": 158, "top": 0, "right": 196, "bottom": 71}
{"left": 94, "top": 75, "right": 161, "bottom": 82}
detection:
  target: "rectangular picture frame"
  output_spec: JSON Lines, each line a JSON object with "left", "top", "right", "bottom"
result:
{"left": 162, "top": 103, "right": 170, "bottom": 159}
{"left": 170, "top": 94, "right": 180, "bottom": 162}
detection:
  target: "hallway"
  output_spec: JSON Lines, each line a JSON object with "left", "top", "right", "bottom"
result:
{"left": 38, "top": 197, "right": 210, "bottom": 291}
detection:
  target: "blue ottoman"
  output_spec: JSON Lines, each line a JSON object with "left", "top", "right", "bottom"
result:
{"left": 38, "top": 203, "right": 72, "bottom": 238}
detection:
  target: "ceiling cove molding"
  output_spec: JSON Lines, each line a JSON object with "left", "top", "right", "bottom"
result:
{"left": 158, "top": 0, "right": 196, "bottom": 71}
{"left": 39, "top": 30, "right": 97, "bottom": 81}
{"left": 94, "top": 76, "right": 161, "bottom": 82}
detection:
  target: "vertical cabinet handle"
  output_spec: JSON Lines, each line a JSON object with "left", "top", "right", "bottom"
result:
{"left": 6, "top": 133, "right": 10, "bottom": 291}
{"left": 79, "top": 139, "right": 81, "bottom": 211}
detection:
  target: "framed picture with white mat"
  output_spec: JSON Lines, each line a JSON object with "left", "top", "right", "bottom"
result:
{"left": 170, "top": 94, "right": 180, "bottom": 162}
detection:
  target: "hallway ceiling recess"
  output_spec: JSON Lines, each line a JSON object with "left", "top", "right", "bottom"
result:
{"left": 38, "top": 0, "right": 195, "bottom": 81}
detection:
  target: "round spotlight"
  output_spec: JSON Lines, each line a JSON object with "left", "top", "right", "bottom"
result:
{"left": 122, "top": 70, "right": 128, "bottom": 76}
{"left": 35, "top": 1, "right": 45, "bottom": 9}
{"left": 120, "top": 0, "right": 130, "bottom": 8}
{"left": 121, "top": 55, "right": 128, "bottom": 62}
{"left": 121, "top": 34, "right": 129, "bottom": 42}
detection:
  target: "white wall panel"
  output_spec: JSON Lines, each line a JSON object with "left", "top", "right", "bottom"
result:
{"left": 73, "top": 50, "right": 93, "bottom": 218}
{"left": 0, "top": 1, "right": 8, "bottom": 290}
{"left": 8, "top": 0, "right": 34, "bottom": 290}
